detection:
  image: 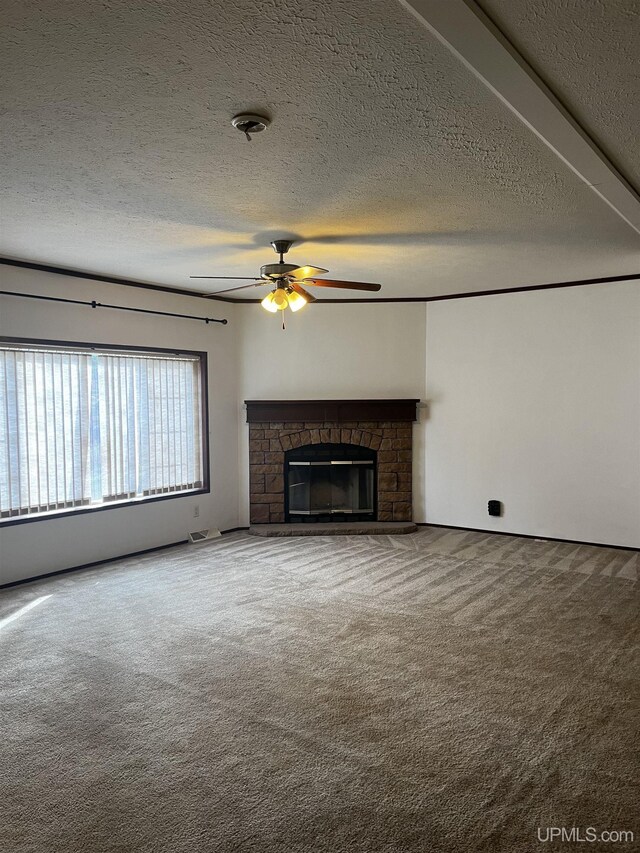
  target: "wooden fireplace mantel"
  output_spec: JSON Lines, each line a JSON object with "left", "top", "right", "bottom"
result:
{"left": 244, "top": 399, "right": 420, "bottom": 424}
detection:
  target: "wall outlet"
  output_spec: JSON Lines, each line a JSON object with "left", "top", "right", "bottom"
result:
{"left": 193, "top": 504, "right": 200, "bottom": 518}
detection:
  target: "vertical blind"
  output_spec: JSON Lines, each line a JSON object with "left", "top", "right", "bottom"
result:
{"left": 0, "top": 343, "right": 204, "bottom": 519}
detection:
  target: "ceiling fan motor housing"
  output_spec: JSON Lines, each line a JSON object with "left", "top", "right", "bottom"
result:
{"left": 261, "top": 262, "right": 298, "bottom": 279}
{"left": 190, "top": 236, "right": 381, "bottom": 303}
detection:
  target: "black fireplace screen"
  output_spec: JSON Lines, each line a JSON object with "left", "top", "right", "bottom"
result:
{"left": 285, "top": 443, "right": 376, "bottom": 522}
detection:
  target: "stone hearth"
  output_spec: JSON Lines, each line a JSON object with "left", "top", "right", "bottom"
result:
{"left": 246, "top": 400, "right": 418, "bottom": 525}
{"left": 250, "top": 521, "right": 418, "bottom": 536}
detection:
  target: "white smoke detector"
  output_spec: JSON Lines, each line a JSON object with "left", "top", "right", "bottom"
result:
{"left": 231, "top": 113, "right": 271, "bottom": 141}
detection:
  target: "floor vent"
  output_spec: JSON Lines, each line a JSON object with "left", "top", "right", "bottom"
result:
{"left": 188, "top": 528, "right": 222, "bottom": 544}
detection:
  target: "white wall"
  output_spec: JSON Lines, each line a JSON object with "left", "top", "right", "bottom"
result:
{"left": 0, "top": 265, "right": 239, "bottom": 584}
{"left": 237, "top": 302, "right": 428, "bottom": 524}
{"left": 2, "top": 269, "right": 637, "bottom": 585}
{"left": 425, "top": 282, "right": 640, "bottom": 547}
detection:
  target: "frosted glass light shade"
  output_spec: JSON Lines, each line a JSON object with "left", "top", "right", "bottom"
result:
{"left": 261, "top": 287, "right": 308, "bottom": 314}
{"left": 261, "top": 291, "right": 279, "bottom": 312}
{"left": 273, "top": 289, "right": 288, "bottom": 310}
{"left": 287, "top": 290, "right": 307, "bottom": 312}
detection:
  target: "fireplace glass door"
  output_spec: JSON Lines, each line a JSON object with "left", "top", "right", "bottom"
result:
{"left": 285, "top": 443, "right": 376, "bottom": 521}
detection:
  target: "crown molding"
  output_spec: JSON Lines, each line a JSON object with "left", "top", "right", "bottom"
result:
{"left": 229, "top": 272, "right": 640, "bottom": 303}
{"left": 2, "top": 257, "right": 638, "bottom": 304}
{"left": 0, "top": 257, "right": 235, "bottom": 302}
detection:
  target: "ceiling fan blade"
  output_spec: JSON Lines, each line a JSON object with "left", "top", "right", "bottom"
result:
{"left": 203, "top": 282, "right": 269, "bottom": 295}
{"left": 289, "top": 282, "right": 317, "bottom": 303}
{"left": 288, "top": 265, "right": 329, "bottom": 279}
{"left": 303, "top": 278, "right": 381, "bottom": 292}
{"left": 190, "top": 276, "right": 261, "bottom": 280}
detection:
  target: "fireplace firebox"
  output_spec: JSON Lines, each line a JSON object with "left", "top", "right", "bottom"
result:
{"left": 285, "top": 443, "right": 376, "bottom": 522}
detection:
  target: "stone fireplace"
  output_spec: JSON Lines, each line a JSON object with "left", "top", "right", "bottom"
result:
{"left": 246, "top": 399, "right": 419, "bottom": 524}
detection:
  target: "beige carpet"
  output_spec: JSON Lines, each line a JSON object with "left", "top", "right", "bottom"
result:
{"left": 1, "top": 527, "right": 638, "bottom": 853}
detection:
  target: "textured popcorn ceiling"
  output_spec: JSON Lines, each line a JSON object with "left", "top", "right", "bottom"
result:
{"left": 479, "top": 0, "right": 640, "bottom": 190}
{"left": 1, "top": 0, "right": 639, "bottom": 299}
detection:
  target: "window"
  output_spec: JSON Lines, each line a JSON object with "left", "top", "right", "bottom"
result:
{"left": 0, "top": 340, "right": 208, "bottom": 522}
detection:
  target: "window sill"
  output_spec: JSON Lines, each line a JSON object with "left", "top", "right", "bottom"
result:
{"left": 0, "top": 487, "right": 210, "bottom": 527}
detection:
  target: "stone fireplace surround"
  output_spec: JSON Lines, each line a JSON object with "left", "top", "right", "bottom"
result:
{"left": 246, "top": 400, "right": 419, "bottom": 525}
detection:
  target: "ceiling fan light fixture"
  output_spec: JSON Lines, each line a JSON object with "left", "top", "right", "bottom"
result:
{"left": 261, "top": 288, "right": 291, "bottom": 312}
{"left": 260, "top": 291, "right": 279, "bottom": 313}
{"left": 272, "top": 289, "right": 289, "bottom": 310}
{"left": 286, "top": 289, "right": 307, "bottom": 312}
{"left": 261, "top": 286, "right": 307, "bottom": 314}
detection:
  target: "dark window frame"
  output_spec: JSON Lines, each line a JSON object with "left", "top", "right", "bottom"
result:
{"left": 0, "top": 336, "right": 210, "bottom": 527}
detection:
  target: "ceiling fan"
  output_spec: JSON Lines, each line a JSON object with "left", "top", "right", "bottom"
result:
{"left": 190, "top": 239, "right": 381, "bottom": 315}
